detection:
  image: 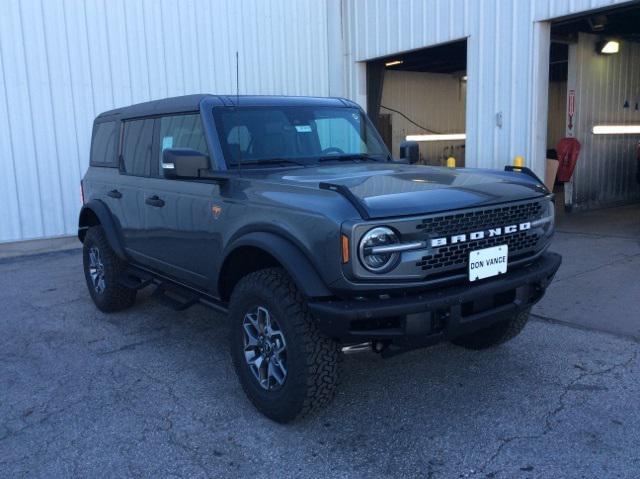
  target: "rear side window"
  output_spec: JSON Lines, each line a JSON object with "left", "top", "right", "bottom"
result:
{"left": 121, "top": 118, "right": 154, "bottom": 176}
{"left": 158, "top": 114, "right": 209, "bottom": 165}
{"left": 90, "top": 121, "right": 117, "bottom": 166}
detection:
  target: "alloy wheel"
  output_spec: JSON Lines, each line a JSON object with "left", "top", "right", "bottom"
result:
{"left": 88, "top": 246, "right": 106, "bottom": 294}
{"left": 242, "top": 306, "right": 288, "bottom": 390}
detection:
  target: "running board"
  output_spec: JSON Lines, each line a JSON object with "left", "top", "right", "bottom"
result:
{"left": 119, "top": 268, "right": 154, "bottom": 290}
{"left": 118, "top": 264, "right": 229, "bottom": 313}
{"left": 152, "top": 282, "right": 199, "bottom": 311}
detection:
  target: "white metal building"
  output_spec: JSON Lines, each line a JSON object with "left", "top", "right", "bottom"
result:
{"left": 0, "top": 0, "right": 637, "bottom": 244}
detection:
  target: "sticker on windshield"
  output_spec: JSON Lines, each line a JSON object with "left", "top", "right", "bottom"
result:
{"left": 162, "top": 136, "right": 173, "bottom": 150}
{"left": 295, "top": 125, "right": 312, "bottom": 133}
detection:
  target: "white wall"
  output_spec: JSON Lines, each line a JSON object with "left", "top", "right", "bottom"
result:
{"left": 1, "top": 0, "right": 636, "bottom": 243}
{"left": 0, "top": 0, "right": 330, "bottom": 243}
{"left": 567, "top": 33, "right": 640, "bottom": 209}
{"left": 380, "top": 70, "right": 466, "bottom": 165}
{"left": 342, "top": 0, "right": 633, "bottom": 177}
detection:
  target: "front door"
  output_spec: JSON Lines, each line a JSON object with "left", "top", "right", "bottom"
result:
{"left": 139, "top": 113, "right": 224, "bottom": 291}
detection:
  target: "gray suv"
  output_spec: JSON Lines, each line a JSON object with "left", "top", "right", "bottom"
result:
{"left": 79, "top": 94, "right": 561, "bottom": 422}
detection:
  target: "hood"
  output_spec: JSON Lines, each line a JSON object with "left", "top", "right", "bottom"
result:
{"left": 263, "top": 163, "right": 548, "bottom": 219}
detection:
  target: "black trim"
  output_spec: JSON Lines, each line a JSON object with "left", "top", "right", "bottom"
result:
{"left": 504, "top": 165, "right": 545, "bottom": 186}
{"left": 221, "top": 231, "right": 334, "bottom": 299}
{"left": 308, "top": 252, "right": 561, "bottom": 342}
{"left": 319, "top": 182, "right": 370, "bottom": 219}
{"left": 78, "top": 200, "right": 127, "bottom": 259}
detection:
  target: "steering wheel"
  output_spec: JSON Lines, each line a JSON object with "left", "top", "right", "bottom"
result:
{"left": 321, "top": 147, "right": 345, "bottom": 155}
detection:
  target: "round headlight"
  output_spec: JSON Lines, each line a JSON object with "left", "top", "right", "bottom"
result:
{"left": 358, "top": 227, "right": 400, "bottom": 273}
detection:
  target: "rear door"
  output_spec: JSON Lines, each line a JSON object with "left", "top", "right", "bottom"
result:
{"left": 116, "top": 117, "right": 156, "bottom": 263}
{"left": 139, "top": 113, "right": 224, "bottom": 290}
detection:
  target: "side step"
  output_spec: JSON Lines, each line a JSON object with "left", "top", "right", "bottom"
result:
{"left": 152, "top": 282, "right": 199, "bottom": 311}
{"left": 119, "top": 268, "right": 154, "bottom": 290}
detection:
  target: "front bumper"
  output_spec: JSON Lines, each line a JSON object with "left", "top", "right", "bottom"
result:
{"left": 308, "top": 252, "right": 561, "bottom": 345}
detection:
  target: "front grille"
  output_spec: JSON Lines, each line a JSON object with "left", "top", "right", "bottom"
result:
{"left": 416, "top": 201, "right": 543, "bottom": 235}
{"left": 415, "top": 200, "right": 546, "bottom": 275}
{"left": 417, "top": 231, "right": 539, "bottom": 271}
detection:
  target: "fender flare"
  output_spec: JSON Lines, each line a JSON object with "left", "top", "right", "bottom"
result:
{"left": 221, "top": 231, "right": 333, "bottom": 299}
{"left": 78, "top": 200, "right": 127, "bottom": 259}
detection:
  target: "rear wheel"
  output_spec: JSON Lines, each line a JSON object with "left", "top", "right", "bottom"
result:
{"left": 82, "top": 226, "right": 136, "bottom": 312}
{"left": 229, "top": 268, "right": 341, "bottom": 422}
{"left": 451, "top": 309, "right": 531, "bottom": 350}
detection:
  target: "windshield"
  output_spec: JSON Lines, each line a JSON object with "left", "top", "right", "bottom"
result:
{"left": 213, "top": 106, "right": 389, "bottom": 167}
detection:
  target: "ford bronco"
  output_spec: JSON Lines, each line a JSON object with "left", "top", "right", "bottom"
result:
{"left": 79, "top": 94, "right": 561, "bottom": 422}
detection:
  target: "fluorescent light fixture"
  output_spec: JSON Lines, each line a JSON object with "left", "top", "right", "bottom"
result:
{"left": 597, "top": 40, "right": 619, "bottom": 54}
{"left": 592, "top": 124, "right": 640, "bottom": 135}
{"left": 385, "top": 60, "right": 403, "bottom": 67}
{"left": 406, "top": 133, "right": 466, "bottom": 142}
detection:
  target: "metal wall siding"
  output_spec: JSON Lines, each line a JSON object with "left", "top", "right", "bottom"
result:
{"left": 0, "top": 0, "right": 329, "bottom": 243}
{"left": 344, "top": 0, "right": 630, "bottom": 175}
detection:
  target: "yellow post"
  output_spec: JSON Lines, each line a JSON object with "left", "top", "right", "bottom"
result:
{"left": 513, "top": 156, "right": 524, "bottom": 168}
{"left": 446, "top": 157, "right": 456, "bottom": 168}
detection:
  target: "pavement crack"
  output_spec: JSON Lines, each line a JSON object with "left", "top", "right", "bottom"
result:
{"left": 479, "top": 346, "right": 639, "bottom": 477}
{"left": 530, "top": 313, "right": 640, "bottom": 342}
{"left": 550, "top": 252, "right": 640, "bottom": 284}
{"left": 96, "top": 338, "right": 160, "bottom": 356}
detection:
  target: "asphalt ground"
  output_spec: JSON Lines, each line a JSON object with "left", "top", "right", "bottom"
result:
{"left": 1, "top": 243, "right": 639, "bottom": 478}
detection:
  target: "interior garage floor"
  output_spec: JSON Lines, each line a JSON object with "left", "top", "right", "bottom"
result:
{"left": 533, "top": 202, "right": 640, "bottom": 338}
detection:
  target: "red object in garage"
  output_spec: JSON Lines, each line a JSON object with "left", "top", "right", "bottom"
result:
{"left": 556, "top": 137, "right": 581, "bottom": 182}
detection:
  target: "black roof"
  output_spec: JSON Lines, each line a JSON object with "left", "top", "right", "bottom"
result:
{"left": 95, "top": 94, "right": 358, "bottom": 121}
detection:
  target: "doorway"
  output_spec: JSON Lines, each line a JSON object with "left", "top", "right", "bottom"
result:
{"left": 366, "top": 39, "right": 468, "bottom": 166}
{"left": 546, "top": 4, "right": 640, "bottom": 212}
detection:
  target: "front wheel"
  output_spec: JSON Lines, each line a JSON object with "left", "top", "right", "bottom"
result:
{"left": 229, "top": 268, "right": 341, "bottom": 423}
{"left": 451, "top": 308, "right": 531, "bottom": 350}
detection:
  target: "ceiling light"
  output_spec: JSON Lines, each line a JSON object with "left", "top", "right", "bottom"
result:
{"left": 385, "top": 60, "right": 403, "bottom": 67}
{"left": 592, "top": 125, "right": 640, "bottom": 135}
{"left": 597, "top": 40, "right": 619, "bottom": 54}
{"left": 461, "top": 75, "right": 468, "bottom": 81}
{"left": 406, "top": 133, "right": 466, "bottom": 142}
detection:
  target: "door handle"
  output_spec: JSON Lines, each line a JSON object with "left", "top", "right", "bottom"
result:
{"left": 107, "top": 189, "right": 122, "bottom": 199}
{"left": 145, "top": 195, "right": 165, "bottom": 208}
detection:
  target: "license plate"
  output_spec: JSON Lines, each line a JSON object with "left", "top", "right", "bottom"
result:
{"left": 468, "top": 245, "right": 508, "bottom": 282}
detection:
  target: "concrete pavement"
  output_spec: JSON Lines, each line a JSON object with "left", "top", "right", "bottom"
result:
{"left": 1, "top": 207, "right": 640, "bottom": 478}
{"left": 535, "top": 203, "right": 640, "bottom": 338}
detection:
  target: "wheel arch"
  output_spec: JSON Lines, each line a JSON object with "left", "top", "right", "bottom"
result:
{"left": 78, "top": 200, "right": 127, "bottom": 259}
{"left": 218, "top": 232, "right": 333, "bottom": 301}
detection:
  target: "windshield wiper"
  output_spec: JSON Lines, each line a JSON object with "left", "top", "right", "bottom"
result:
{"left": 317, "top": 154, "right": 386, "bottom": 163}
{"left": 231, "top": 158, "right": 308, "bottom": 168}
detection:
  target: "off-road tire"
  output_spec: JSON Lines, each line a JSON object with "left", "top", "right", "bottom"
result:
{"left": 229, "top": 267, "right": 341, "bottom": 423}
{"left": 451, "top": 308, "right": 531, "bottom": 350}
{"left": 82, "top": 226, "right": 136, "bottom": 312}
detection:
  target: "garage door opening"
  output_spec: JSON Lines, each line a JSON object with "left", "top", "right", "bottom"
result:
{"left": 366, "top": 39, "right": 467, "bottom": 166}
{"left": 546, "top": 4, "right": 640, "bottom": 213}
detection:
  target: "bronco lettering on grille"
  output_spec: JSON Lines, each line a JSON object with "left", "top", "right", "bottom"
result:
{"left": 430, "top": 222, "right": 531, "bottom": 248}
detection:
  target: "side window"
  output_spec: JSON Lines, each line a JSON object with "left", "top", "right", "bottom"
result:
{"left": 121, "top": 118, "right": 154, "bottom": 176}
{"left": 314, "top": 117, "right": 367, "bottom": 154}
{"left": 90, "top": 121, "right": 117, "bottom": 166}
{"left": 159, "top": 114, "right": 209, "bottom": 166}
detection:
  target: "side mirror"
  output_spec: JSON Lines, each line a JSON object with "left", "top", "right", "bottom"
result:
{"left": 162, "top": 148, "right": 210, "bottom": 179}
{"left": 399, "top": 140, "right": 420, "bottom": 164}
